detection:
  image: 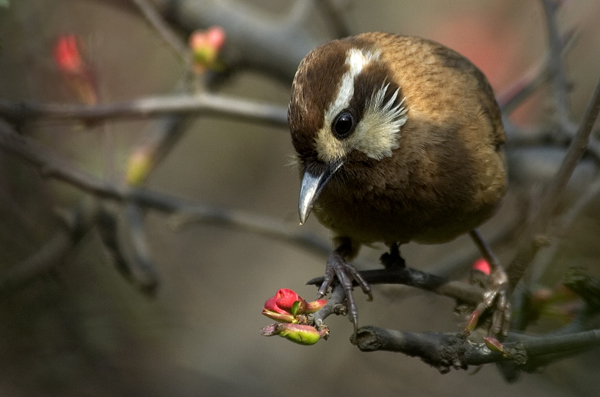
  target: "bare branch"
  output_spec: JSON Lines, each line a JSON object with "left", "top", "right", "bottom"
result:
{"left": 0, "top": 94, "right": 288, "bottom": 127}
{"left": 540, "top": 0, "right": 571, "bottom": 128}
{"left": 0, "top": 121, "right": 331, "bottom": 258}
{"left": 307, "top": 266, "right": 484, "bottom": 305}
{"left": 131, "top": 0, "right": 191, "bottom": 64}
{"left": 0, "top": 203, "right": 97, "bottom": 294}
{"left": 499, "top": 27, "right": 576, "bottom": 115}
{"left": 507, "top": 74, "right": 600, "bottom": 291}
{"left": 97, "top": 205, "right": 158, "bottom": 293}
{"left": 103, "top": 0, "right": 321, "bottom": 82}
{"left": 531, "top": 177, "right": 600, "bottom": 283}
{"left": 355, "top": 326, "right": 600, "bottom": 371}
{"left": 0, "top": 231, "right": 74, "bottom": 293}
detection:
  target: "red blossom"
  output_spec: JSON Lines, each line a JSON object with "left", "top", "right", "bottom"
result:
{"left": 263, "top": 295, "right": 288, "bottom": 315}
{"left": 52, "top": 34, "right": 97, "bottom": 105}
{"left": 472, "top": 258, "right": 491, "bottom": 275}
{"left": 274, "top": 288, "right": 303, "bottom": 312}
{"left": 53, "top": 34, "right": 83, "bottom": 74}
{"left": 262, "top": 288, "right": 327, "bottom": 323}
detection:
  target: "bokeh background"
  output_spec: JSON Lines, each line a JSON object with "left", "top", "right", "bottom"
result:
{"left": 1, "top": 0, "right": 600, "bottom": 395}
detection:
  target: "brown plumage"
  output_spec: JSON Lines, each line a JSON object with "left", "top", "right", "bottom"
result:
{"left": 288, "top": 32, "right": 508, "bottom": 337}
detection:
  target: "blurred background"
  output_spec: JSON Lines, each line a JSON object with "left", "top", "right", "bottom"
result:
{"left": 1, "top": 0, "right": 600, "bottom": 395}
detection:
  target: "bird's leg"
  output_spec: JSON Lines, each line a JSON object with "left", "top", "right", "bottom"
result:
{"left": 380, "top": 242, "right": 405, "bottom": 269}
{"left": 467, "top": 229, "right": 511, "bottom": 337}
{"left": 317, "top": 237, "right": 372, "bottom": 342}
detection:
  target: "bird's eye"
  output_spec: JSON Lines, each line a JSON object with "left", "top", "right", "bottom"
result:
{"left": 332, "top": 111, "right": 355, "bottom": 139}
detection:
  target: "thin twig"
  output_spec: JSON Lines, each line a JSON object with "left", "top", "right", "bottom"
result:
{"left": 0, "top": 203, "right": 96, "bottom": 294}
{"left": 540, "top": 0, "right": 571, "bottom": 128}
{"left": 498, "top": 27, "right": 576, "bottom": 115}
{"left": 307, "top": 267, "right": 484, "bottom": 305}
{"left": 0, "top": 94, "right": 288, "bottom": 127}
{"left": 97, "top": 205, "right": 158, "bottom": 294}
{"left": 104, "top": 0, "right": 322, "bottom": 82}
{"left": 131, "top": 0, "right": 191, "bottom": 64}
{"left": 531, "top": 177, "right": 600, "bottom": 283}
{"left": 0, "top": 121, "right": 331, "bottom": 258}
{"left": 0, "top": 232, "right": 74, "bottom": 293}
{"left": 125, "top": 203, "right": 159, "bottom": 292}
{"left": 507, "top": 74, "right": 600, "bottom": 291}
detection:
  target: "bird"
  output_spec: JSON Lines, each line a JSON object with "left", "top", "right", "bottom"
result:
{"left": 287, "top": 32, "right": 509, "bottom": 339}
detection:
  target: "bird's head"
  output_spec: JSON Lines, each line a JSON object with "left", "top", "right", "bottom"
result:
{"left": 288, "top": 35, "right": 408, "bottom": 224}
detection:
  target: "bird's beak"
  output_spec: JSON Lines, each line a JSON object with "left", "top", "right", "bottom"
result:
{"left": 298, "top": 160, "right": 343, "bottom": 225}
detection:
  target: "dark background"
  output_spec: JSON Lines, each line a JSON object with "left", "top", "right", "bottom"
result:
{"left": 1, "top": 0, "right": 600, "bottom": 395}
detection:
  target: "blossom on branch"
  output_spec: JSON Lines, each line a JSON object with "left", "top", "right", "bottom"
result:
{"left": 189, "top": 26, "right": 226, "bottom": 73}
{"left": 53, "top": 34, "right": 98, "bottom": 105}
{"left": 261, "top": 288, "right": 328, "bottom": 345}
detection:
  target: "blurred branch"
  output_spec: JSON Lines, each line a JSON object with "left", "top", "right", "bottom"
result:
{"left": 498, "top": 27, "right": 576, "bottom": 115}
{"left": 307, "top": 266, "right": 484, "bottom": 305}
{"left": 0, "top": 230, "right": 75, "bottom": 293}
{"left": 540, "top": 0, "right": 570, "bottom": 128}
{"left": 0, "top": 204, "right": 95, "bottom": 294}
{"left": 97, "top": 205, "right": 158, "bottom": 293}
{"left": 507, "top": 74, "right": 600, "bottom": 291}
{"left": 531, "top": 177, "right": 600, "bottom": 283}
{"left": 0, "top": 94, "right": 288, "bottom": 127}
{"left": 102, "top": 0, "right": 322, "bottom": 82}
{"left": 131, "top": 0, "right": 191, "bottom": 64}
{"left": 0, "top": 121, "right": 332, "bottom": 259}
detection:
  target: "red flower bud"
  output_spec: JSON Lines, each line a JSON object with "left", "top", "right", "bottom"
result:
{"left": 262, "top": 288, "right": 327, "bottom": 325}
{"left": 264, "top": 295, "right": 288, "bottom": 315}
{"left": 274, "top": 288, "right": 304, "bottom": 312}
{"left": 52, "top": 34, "right": 97, "bottom": 105}
{"left": 472, "top": 258, "right": 491, "bottom": 275}
{"left": 53, "top": 34, "right": 83, "bottom": 74}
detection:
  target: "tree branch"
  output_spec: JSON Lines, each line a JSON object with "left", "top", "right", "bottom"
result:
{"left": 355, "top": 326, "right": 600, "bottom": 372}
{"left": 0, "top": 94, "right": 288, "bottom": 126}
{"left": 0, "top": 121, "right": 331, "bottom": 259}
{"left": 507, "top": 73, "right": 600, "bottom": 291}
{"left": 103, "top": 0, "right": 322, "bottom": 82}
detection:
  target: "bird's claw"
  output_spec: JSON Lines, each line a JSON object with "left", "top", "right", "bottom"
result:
{"left": 318, "top": 250, "right": 372, "bottom": 342}
{"left": 466, "top": 268, "right": 511, "bottom": 337}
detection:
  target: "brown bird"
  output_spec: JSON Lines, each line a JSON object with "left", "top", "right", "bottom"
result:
{"left": 288, "top": 32, "right": 509, "bottom": 338}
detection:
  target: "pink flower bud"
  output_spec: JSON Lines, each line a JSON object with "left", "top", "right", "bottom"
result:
{"left": 52, "top": 34, "right": 97, "bottom": 105}
{"left": 274, "top": 288, "right": 304, "bottom": 313}
{"left": 472, "top": 258, "right": 491, "bottom": 275}
{"left": 465, "top": 309, "right": 480, "bottom": 334}
{"left": 263, "top": 295, "right": 288, "bottom": 315}
{"left": 483, "top": 336, "right": 505, "bottom": 353}
{"left": 53, "top": 34, "right": 83, "bottom": 74}
{"left": 262, "top": 288, "right": 327, "bottom": 325}
{"left": 305, "top": 299, "right": 327, "bottom": 313}
{"left": 189, "top": 26, "right": 226, "bottom": 73}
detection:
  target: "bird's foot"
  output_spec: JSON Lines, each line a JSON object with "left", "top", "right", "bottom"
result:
{"left": 465, "top": 266, "right": 511, "bottom": 338}
{"left": 317, "top": 250, "right": 372, "bottom": 343}
{"left": 380, "top": 242, "right": 405, "bottom": 269}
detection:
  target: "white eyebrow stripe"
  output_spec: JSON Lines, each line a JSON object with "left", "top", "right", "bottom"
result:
{"left": 324, "top": 48, "right": 380, "bottom": 123}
